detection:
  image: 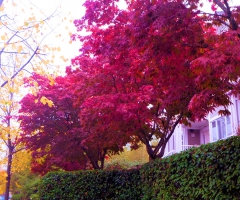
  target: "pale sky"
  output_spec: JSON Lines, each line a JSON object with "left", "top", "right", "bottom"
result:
{"left": 2, "top": 0, "right": 84, "bottom": 74}
{"left": 29, "top": 0, "right": 85, "bottom": 71}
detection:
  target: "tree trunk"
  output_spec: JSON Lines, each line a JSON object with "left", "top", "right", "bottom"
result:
{"left": 5, "top": 117, "right": 13, "bottom": 200}
{"left": 5, "top": 142, "right": 13, "bottom": 200}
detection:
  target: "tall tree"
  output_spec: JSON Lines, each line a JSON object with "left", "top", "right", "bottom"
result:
{"left": 69, "top": 0, "right": 240, "bottom": 160}
{"left": 0, "top": 1, "right": 73, "bottom": 198}
{"left": 69, "top": 0, "right": 203, "bottom": 160}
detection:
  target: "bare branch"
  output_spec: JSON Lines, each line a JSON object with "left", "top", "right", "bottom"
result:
{"left": 13, "top": 147, "right": 26, "bottom": 155}
{"left": 1, "top": 46, "right": 39, "bottom": 87}
{"left": 213, "top": 0, "right": 227, "bottom": 13}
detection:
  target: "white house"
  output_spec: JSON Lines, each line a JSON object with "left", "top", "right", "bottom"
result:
{"left": 163, "top": 96, "right": 240, "bottom": 157}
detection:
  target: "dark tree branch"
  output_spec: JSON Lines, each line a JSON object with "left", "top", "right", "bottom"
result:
{"left": 213, "top": 0, "right": 227, "bottom": 13}
{"left": 1, "top": 47, "right": 39, "bottom": 87}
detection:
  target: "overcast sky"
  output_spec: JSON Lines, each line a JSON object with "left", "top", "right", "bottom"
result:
{"left": 1, "top": 0, "right": 84, "bottom": 74}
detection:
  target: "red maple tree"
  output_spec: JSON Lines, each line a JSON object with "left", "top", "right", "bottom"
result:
{"left": 69, "top": 0, "right": 203, "bottom": 160}
{"left": 69, "top": 0, "right": 240, "bottom": 160}
{"left": 19, "top": 73, "right": 128, "bottom": 174}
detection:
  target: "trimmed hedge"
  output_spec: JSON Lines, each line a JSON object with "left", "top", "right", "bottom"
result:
{"left": 39, "top": 136, "right": 240, "bottom": 200}
{"left": 39, "top": 169, "right": 142, "bottom": 200}
{"left": 141, "top": 136, "right": 240, "bottom": 200}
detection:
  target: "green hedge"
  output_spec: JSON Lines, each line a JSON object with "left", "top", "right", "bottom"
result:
{"left": 141, "top": 136, "right": 240, "bottom": 200}
{"left": 39, "top": 169, "right": 142, "bottom": 200}
{"left": 39, "top": 136, "right": 240, "bottom": 200}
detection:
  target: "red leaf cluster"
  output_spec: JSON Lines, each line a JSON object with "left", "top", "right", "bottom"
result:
{"left": 19, "top": 74, "right": 128, "bottom": 174}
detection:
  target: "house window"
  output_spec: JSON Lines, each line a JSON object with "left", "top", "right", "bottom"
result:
{"left": 211, "top": 116, "right": 232, "bottom": 141}
{"left": 236, "top": 100, "right": 240, "bottom": 127}
{"left": 226, "top": 116, "right": 232, "bottom": 136}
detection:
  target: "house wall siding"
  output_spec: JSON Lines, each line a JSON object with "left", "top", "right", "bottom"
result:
{"left": 164, "top": 95, "right": 239, "bottom": 157}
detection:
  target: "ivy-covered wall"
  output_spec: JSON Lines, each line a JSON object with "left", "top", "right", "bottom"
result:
{"left": 39, "top": 169, "right": 142, "bottom": 200}
{"left": 39, "top": 136, "right": 240, "bottom": 200}
{"left": 141, "top": 136, "right": 240, "bottom": 200}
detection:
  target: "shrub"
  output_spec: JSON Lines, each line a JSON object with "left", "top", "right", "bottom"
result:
{"left": 141, "top": 136, "right": 240, "bottom": 200}
{"left": 39, "top": 136, "right": 240, "bottom": 200}
{"left": 39, "top": 169, "right": 142, "bottom": 200}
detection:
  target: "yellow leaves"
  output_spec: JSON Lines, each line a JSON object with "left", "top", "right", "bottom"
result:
{"left": 1, "top": 35, "right": 5, "bottom": 40}
{"left": 0, "top": 99, "right": 12, "bottom": 106}
{"left": 34, "top": 147, "right": 50, "bottom": 165}
{"left": 0, "top": 125, "right": 11, "bottom": 140}
{"left": 48, "top": 75, "right": 55, "bottom": 86}
{"left": 30, "top": 88, "right": 38, "bottom": 96}
{"left": 17, "top": 45, "right": 23, "bottom": 53}
{"left": 0, "top": 6, "right": 4, "bottom": 12}
{"left": 34, "top": 81, "right": 38, "bottom": 88}
{"left": 29, "top": 16, "right": 36, "bottom": 21}
{"left": 35, "top": 156, "right": 45, "bottom": 165}
{"left": 105, "top": 145, "right": 149, "bottom": 169}
{"left": 11, "top": 150, "right": 32, "bottom": 173}
{"left": 11, "top": 43, "right": 16, "bottom": 49}
{"left": 42, "top": 60, "right": 50, "bottom": 65}
{"left": 57, "top": 47, "right": 61, "bottom": 51}
{"left": 60, "top": 55, "right": 68, "bottom": 62}
{"left": 40, "top": 96, "right": 54, "bottom": 107}
{"left": 0, "top": 170, "right": 7, "bottom": 194}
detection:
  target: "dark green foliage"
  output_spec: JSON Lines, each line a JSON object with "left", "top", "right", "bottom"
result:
{"left": 141, "top": 136, "right": 240, "bottom": 200}
{"left": 39, "top": 136, "right": 240, "bottom": 200}
{"left": 39, "top": 169, "right": 142, "bottom": 200}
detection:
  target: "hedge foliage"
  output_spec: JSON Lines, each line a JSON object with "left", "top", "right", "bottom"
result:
{"left": 141, "top": 136, "right": 240, "bottom": 200}
{"left": 39, "top": 169, "right": 142, "bottom": 200}
{"left": 39, "top": 136, "right": 240, "bottom": 200}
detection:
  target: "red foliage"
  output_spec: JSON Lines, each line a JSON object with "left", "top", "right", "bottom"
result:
{"left": 19, "top": 74, "right": 87, "bottom": 174}
{"left": 68, "top": 0, "right": 208, "bottom": 160}
{"left": 19, "top": 74, "right": 128, "bottom": 174}
{"left": 69, "top": 0, "right": 240, "bottom": 160}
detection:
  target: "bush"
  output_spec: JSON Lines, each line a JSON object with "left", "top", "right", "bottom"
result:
{"left": 39, "top": 169, "right": 142, "bottom": 200}
{"left": 39, "top": 136, "right": 240, "bottom": 200}
{"left": 141, "top": 136, "right": 240, "bottom": 200}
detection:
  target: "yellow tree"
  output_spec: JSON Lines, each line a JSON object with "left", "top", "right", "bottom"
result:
{"left": 0, "top": 1, "right": 77, "bottom": 199}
